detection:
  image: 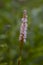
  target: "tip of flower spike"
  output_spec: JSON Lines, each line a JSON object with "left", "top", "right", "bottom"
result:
{"left": 23, "top": 9, "right": 27, "bottom": 12}
{"left": 23, "top": 9, "right": 27, "bottom": 14}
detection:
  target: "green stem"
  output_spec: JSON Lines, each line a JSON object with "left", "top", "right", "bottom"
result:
{"left": 18, "top": 40, "right": 24, "bottom": 65}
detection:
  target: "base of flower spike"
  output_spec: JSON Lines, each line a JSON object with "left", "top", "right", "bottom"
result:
{"left": 24, "top": 38, "right": 26, "bottom": 43}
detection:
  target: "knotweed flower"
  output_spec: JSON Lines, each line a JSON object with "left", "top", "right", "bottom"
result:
{"left": 19, "top": 10, "right": 28, "bottom": 43}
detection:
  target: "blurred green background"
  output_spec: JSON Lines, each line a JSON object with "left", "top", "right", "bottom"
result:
{"left": 0, "top": 0, "right": 43, "bottom": 65}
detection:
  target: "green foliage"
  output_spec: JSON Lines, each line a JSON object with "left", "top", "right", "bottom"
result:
{"left": 0, "top": 0, "right": 43, "bottom": 65}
